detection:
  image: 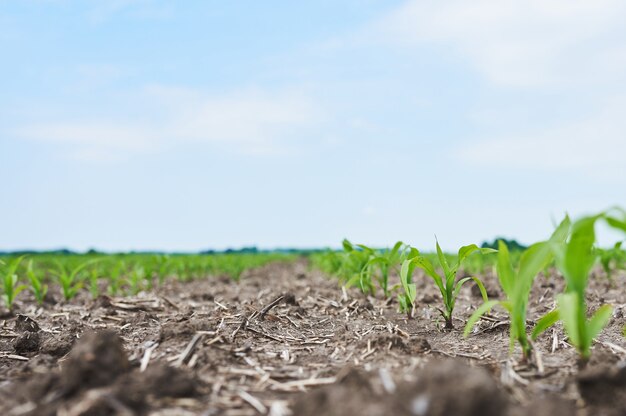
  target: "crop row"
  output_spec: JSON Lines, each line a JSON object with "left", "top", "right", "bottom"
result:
{"left": 313, "top": 208, "right": 626, "bottom": 363}
{"left": 0, "top": 252, "right": 296, "bottom": 308}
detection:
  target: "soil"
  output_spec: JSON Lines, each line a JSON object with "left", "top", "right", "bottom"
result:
{"left": 1, "top": 259, "right": 626, "bottom": 415}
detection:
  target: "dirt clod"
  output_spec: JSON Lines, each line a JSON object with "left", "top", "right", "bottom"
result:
{"left": 40, "top": 332, "right": 77, "bottom": 357}
{"left": 396, "top": 360, "right": 507, "bottom": 416}
{"left": 577, "top": 361, "right": 626, "bottom": 415}
{"left": 114, "top": 363, "right": 198, "bottom": 409}
{"left": 284, "top": 292, "right": 298, "bottom": 305}
{"left": 519, "top": 397, "right": 576, "bottom": 416}
{"left": 14, "top": 331, "right": 41, "bottom": 353}
{"left": 292, "top": 368, "right": 383, "bottom": 416}
{"left": 15, "top": 314, "right": 41, "bottom": 332}
{"left": 294, "top": 359, "right": 506, "bottom": 416}
{"left": 60, "top": 330, "right": 129, "bottom": 395}
{"left": 364, "top": 334, "right": 430, "bottom": 354}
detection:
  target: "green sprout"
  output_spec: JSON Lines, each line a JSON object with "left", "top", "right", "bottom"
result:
{"left": 549, "top": 211, "right": 626, "bottom": 362}
{"left": 1, "top": 256, "right": 27, "bottom": 310}
{"left": 338, "top": 239, "right": 376, "bottom": 295}
{"left": 52, "top": 260, "right": 93, "bottom": 301}
{"left": 359, "top": 241, "right": 408, "bottom": 298}
{"left": 398, "top": 247, "right": 420, "bottom": 317}
{"left": 155, "top": 254, "right": 170, "bottom": 286}
{"left": 402, "top": 240, "right": 495, "bottom": 329}
{"left": 127, "top": 265, "right": 145, "bottom": 295}
{"left": 597, "top": 241, "right": 625, "bottom": 280}
{"left": 26, "top": 260, "right": 48, "bottom": 305}
{"left": 89, "top": 268, "right": 100, "bottom": 299}
{"left": 108, "top": 260, "right": 125, "bottom": 296}
{"left": 464, "top": 216, "right": 570, "bottom": 360}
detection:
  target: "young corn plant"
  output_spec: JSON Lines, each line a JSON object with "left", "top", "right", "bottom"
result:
{"left": 89, "top": 269, "right": 100, "bottom": 299}
{"left": 597, "top": 241, "right": 625, "bottom": 280}
{"left": 398, "top": 247, "right": 420, "bottom": 317}
{"left": 339, "top": 239, "right": 376, "bottom": 295}
{"left": 359, "top": 241, "right": 408, "bottom": 298}
{"left": 53, "top": 260, "right": 93, "bottom": 301}
{"left": 402, "top": 241, "right": 495, "bottom": 329}
{"left": 127, "top": 265, "right": 145, "bottom": 295}
{"left": 1, "top": 256, "right": 27, "bottom": 310}
{"left": 464, "top": 216, "right": 570, "bottom": 360}
{"left": 26, "top": 260, "right": 48, "bottom": 305}
{"left": 108, "top": 261, "right": 125, "bottom": 296}
{"left": 550, "top": 211, "right": 626, "bottom": 363}
{"left": 155, "top": 254, "right": 170, "bottom": 286}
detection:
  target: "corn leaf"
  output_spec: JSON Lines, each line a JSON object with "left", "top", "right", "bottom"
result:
{"left": 587, "top": 304, "right": 613, "bottom": 341}
{"left": 496, "top": 241, "right": 515, "bottom": 296}
{"left": 557, "top": 293, "right": 581, "bottom": 348}
{"left": 531, "top": 309, "right": 560, "bottom": 340}
{"left": 464, "top": 300, "right": 501, "bottom": 337}
{"left": 435, "top": 240, "right": 451, "bottom": 279}
{"left": 413, "top": 256, "right": 444, "bottom": 295}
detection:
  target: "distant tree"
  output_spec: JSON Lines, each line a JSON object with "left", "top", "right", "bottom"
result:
{"left": 481, "top": 238, "right": 527, "bottom": 251}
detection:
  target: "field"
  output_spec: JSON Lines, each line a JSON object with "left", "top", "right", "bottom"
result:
{"left": 1, "top": 211, "right": 626, "bottom": 415}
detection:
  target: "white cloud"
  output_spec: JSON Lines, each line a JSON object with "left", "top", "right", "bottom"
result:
{"left": 455, "top": 96, "right": 626, "bottom": 178}
{"left": 12, "top": 86, "right": 322, "bottom": 161}
{"left": 369, "top": 1, "right": 626, "bottom": 179}
{"left": 374, "top": 0, "right": 626, "bottom": 87}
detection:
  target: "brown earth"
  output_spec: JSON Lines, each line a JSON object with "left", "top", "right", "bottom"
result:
{"left": 1, "top": 259, "right": 626, "bottom": 415}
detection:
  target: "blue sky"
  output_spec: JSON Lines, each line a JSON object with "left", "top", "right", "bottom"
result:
{"left": 1, "top": 0, "right": 625, "bottom": 252}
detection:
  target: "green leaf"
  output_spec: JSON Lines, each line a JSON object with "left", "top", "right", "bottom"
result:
{"left": 470, "top": 277, "right": 489, "bottom": 302}
{"left": 14, "top": 284, "right": 27, "bottom": 298}
{"left": 398, "top": 294, "right": 408, "bottom": 312}
{"left": 457, "top": 244, "right": 481, "bottom": 263}
{"left": 464, "top": 300, "right": 501, "bottom": 337}
{"left": 561, "top": 215, "right": 600, "bottom": 292}
{"left": 342, "top": 239, "right": 353, "bottom": 252}
{"left": 413, "top": 256, "right": 444, "bottom": 296}
{"left": 356, "top": 244, "right": 375, "bottom": 255}
{"left": 587, "top": 304, "right": 613, "bottom": 341}
{"left": 435, "top": 240, "right": 451, "bottom": 278}
{"left": 557, "top": 293, "right": 581, "bottom": 348}
{"left": 6, "top": 256, "right": 25, "bottom": 277}
{"left": 407, "top": 283, "right": 416, "bottom": 300}
{"left": 550, "top": 215, "right": 571, "bottom": 243}
{"left": 531, "top": 309, "right": 560, "bottom": 340}
{"left": 400, "top": 259, "right": 415, "bottom": 292}
{"left": 389, "top": 241, "right": 404, "bottom": 258}
{"left": 517, "top": 242, "right": 553, "bottom": 297}
{"left": 453, "top": 277, "right": 473, "bottom": 301}
{"left": 606, "top": 216, "right": 626, "bottom": 233}
{"left": 496, "top": 241, "right": 515, "bottom": 296}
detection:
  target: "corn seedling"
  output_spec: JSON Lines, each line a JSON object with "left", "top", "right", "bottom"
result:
{"left": 89, "top": 269, "right": 100, "bottom": 299}
{"left": 398, "top": 247, "right": 420, "bottom": 317}
{"left": 53, "top": 260, "right": 93, "bottom": 301}
{"left": 597, "top": 241, "right": 625, "bottom": 280}
{"left": 402, "top": 241, "right": 495, "bottom": 329}
{"left": 127, "top": 265, "right": 145, "bottom": 295}
{"left": 26, "top": 260, "right": 48, "bottom": 305}
{"left": 156, "top": 254, "right": 170, "bottom": 286}
{"left": 338, "top": 239, "right": 376, "bottom": 295}
{"left": 550, "top": 211, "right": 626, "bottom": 362}
{"left": 359, "top": 241, "right": 408, "bottom": 298}
{"left": 464, "top": 216, "right": 570, "bottom": 359}
{"left": 1, "top": 256, "right": 26, "bottom": 310}
{"left": 108, "top": 261, "right": 125, "bottom": 296}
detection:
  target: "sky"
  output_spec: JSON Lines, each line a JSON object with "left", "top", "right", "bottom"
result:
{"left": 1, "top": 0, "right": 625, "bottom": 252}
